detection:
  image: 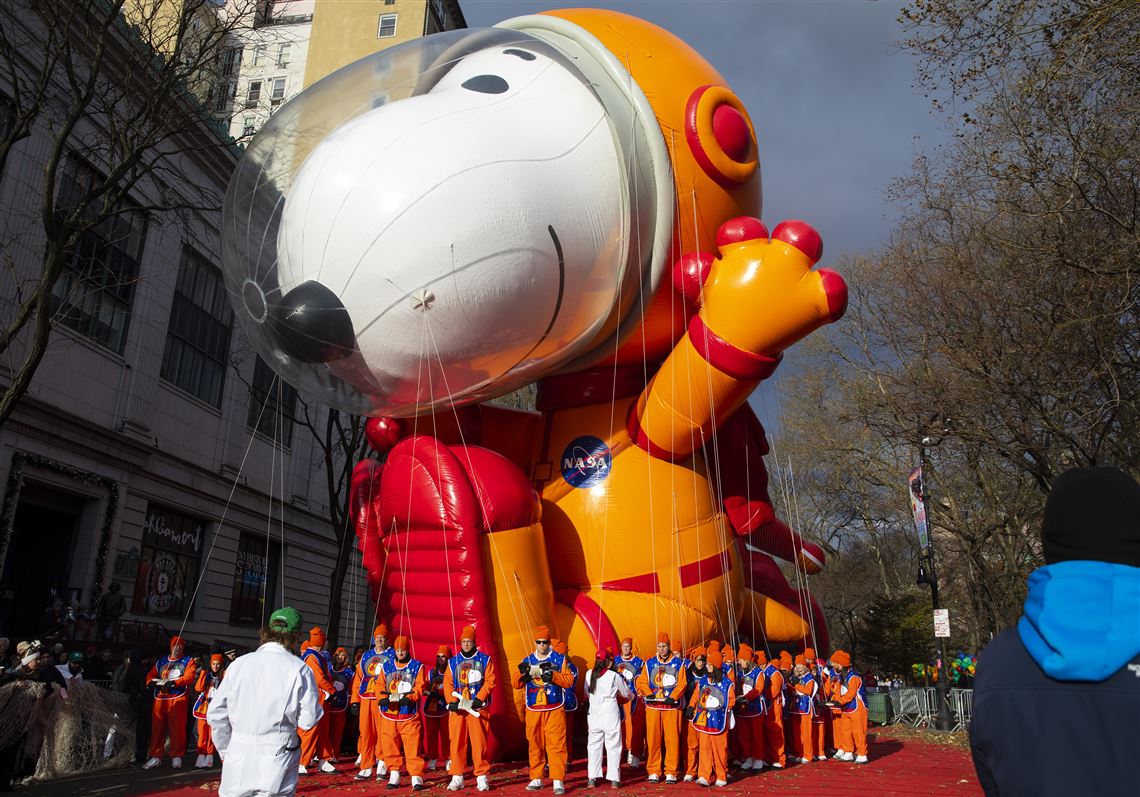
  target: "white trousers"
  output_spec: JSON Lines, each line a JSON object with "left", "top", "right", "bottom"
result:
{"left": 586, "top": 723, "right": 623, "bottom": 782}
{"left": 218, "top": 739, "right": 301, "bottom": 797}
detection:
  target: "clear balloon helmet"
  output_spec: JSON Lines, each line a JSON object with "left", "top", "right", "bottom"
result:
{"left": 222, "top": 28, "right": 665, "bottom": 417}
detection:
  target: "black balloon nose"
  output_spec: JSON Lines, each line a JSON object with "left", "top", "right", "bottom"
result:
{"left": 270, "top": 280, "right": 356, "bottom": 363}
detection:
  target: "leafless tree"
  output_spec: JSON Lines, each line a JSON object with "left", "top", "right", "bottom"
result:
{"left": 0, "top": 0, "right": 257, "bottom": 427}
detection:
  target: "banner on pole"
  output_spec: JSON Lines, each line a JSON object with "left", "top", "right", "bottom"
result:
{"left": 908, "top": 467, "right": 929, "bottom": 552}
{"left": 934, "top": 609, "right": 950, "bottom": 638}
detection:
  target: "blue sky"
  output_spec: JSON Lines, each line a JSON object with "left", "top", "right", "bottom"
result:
{"left": 462, "top": 0, "right": 949, "bottom": 256}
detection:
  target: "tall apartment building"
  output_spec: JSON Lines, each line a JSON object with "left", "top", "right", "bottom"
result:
{"left": 0, "top": 0, "right": 463, "bottom": 653}
{"left": 215, "top": 0, "right": 465, "bottom": 142}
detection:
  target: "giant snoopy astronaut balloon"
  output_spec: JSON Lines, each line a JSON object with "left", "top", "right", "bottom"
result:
{"left": 222, "top": 9, "right": 847, "bottom": 754}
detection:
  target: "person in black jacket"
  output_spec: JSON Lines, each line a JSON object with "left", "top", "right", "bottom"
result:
{"left": 969, "top": 467, "right": 1140, "bottom": 794}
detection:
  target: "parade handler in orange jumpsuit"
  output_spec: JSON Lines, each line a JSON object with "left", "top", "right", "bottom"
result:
{"left": 422, "top": 645, "right": 451, "bottom": 772}
{"left": 681, "top": 645, "right": 706, "bottom": 782}
{"left": 687, "top": 648, "right": 735, "bottom": 787}
{"left": 788, "top": 655, "right": 817, "bottom": 763}
{"left": 804, "top": 648, "right": 828, "bottom": 761}
{"left": 828, "top": 651, "right": 868, "bottom": 763}
{"left": 635, "top": 633, "right": 687, "bottom": 784}
{"left": 145, "top": 635, "right": 198, "bottom": 769}
{"left": 192, "top": 654, "right": 224, "bottom": 768}
{"left": 355, "top": 624, "right": 394, "bottom": 780}
{"left": 299, "top": 627, "right": 337, "bottom": 774}
{"left": 733, "top": 645, "right": 765, "bottom": 771}
{"left": 761, "top": 651, "right": 786, "bottom": 769}
{"left": 515, "top": 626, "right": 575, "bottom": 795}
{"left": 444, "top": 625, "right": 495, "bottom": 792}
{"left": 615, "top": 638, "right": 644, "bottom": 767}
{"left": 377, "top": 636, "right": 428, "bottom": 789}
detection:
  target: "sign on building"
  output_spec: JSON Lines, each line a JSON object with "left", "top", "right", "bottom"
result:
{"left": 132, "top": 504, "right": 204, "bottom": 618}
{"left": 908, "top": 466, "right": 930, "bottom": 552}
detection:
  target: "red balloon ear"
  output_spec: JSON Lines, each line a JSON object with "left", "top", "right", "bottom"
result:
{"left": 365, "top": 417, "right": 403, "bottom": 453}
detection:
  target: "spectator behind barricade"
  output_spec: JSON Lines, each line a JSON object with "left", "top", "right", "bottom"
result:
{"left": 84, "top": 645, "right": 109, "bottom": 682}
{"left": 95, "top": 582, "right": 127, "bottom": 640}
{"left": 970, "top": 467, "right": 1140, "bottom": 795}
{"left": 0, "top": 643, "right": 72, "bottom": 788}
{"left": 40, "top": 600, "right": 66, "bottom": 638}
{"left": 57, "top": 650, "right": 84, "bottom": 684}
{"left": 12, "top": 642, "right": 29, "bottom": 672}
{"left": 111, "top": 648, "right": 150, "bottom": 764}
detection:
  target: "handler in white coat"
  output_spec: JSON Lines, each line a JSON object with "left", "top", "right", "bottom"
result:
{"left": 207, "top": 607, "right": 322, "bottom": 797}
{"left": 584, "top": 648, "right": 631, "bottom": 788}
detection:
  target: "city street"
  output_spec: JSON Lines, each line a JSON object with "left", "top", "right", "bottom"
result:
{"left": 13, "top": 729, "right": 980, "bottom": 796}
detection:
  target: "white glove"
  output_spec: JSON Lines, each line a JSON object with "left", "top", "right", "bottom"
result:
{"left": 529, "top": 665, "right": 544, "bottom": 680}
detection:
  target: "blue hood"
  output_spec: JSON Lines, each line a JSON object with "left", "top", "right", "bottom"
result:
{"left": 1017, "top": 560, "right": 1140, "bottom": 681}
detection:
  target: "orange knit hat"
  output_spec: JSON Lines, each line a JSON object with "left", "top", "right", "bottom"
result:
{"left": 437, "top": 644, "right": 451, "bottom": 657}
{"left": 794, "top": 654, "right": 806, "bottom": 666}
{"left": 210, "top": 653, "right": 224, "bottom": 664}
{"left": 780, "top": 651, "right": 793, "bottom": 668}
{"left": 309, "top": 627, "right": 326, "bottom": 647}
{"left": 707, "top": 649, "right": 724, "bottom": 668}
{"left": 534, "top": 626, "right": 550, "bottom": 641}
{"left": 460, "top": 625, "right": 477, "bottom": 642}
{"left": 657, "top": 632, "right": 670, "bottom": 645}
{"left": 737, "top": 643, "right": 753, "bottom": 660}
{"left": 393, "top": 635, "right": 409, "bottom": 650}
{"left": 374, "top": 624, "right": 388, "bottom": 639}
{"left": 691, "top": 645, "right": 707, "bottom": 658}
{"left": 170, "top": 635, "right": 184, "bottom": 651}
{"left": 804, "top": 647, "right": 817, "bottom": 660}
{"left": 831, "top": 650, "right": 851, "bottom": 667}
{"left": 552, "top": 639, "right": 567, "bottom": 655}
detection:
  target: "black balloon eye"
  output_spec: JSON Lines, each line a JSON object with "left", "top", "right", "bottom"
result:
{"left": 461, "top": 75, "right": 509, "bottom": 94}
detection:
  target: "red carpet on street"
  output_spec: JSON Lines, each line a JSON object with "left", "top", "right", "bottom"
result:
{"left": 128, "top": 730, "right": 981, "bottom": 797}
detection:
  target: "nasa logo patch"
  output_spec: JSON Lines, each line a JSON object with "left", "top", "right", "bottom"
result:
{"left": 561, "top": 435, "right": 612, "bottom": 488}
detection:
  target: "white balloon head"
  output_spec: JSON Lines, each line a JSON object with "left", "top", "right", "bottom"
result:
{"left": 223, "top": 26, "right": 672, "bottom": 416}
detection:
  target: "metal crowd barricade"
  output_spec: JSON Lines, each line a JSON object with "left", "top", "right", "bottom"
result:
{"left": 950, "top": 688, "right": 973, "bottom": 731}
{"left": 890, "top": 688, "right": 926, "bottom": 726}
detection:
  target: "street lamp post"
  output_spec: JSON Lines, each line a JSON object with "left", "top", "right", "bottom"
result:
{"left": 918, "top": 432, "right": 953, "bottom": 732}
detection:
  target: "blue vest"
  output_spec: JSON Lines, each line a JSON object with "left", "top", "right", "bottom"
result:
{"left": 644, "top": 654, "right": 684, "bottom": 708}
{"left": 790, "top": 675, "right": 816, "bottom": 715}
{"left": 735, "top": 666, "right": 765, "bottom": 717}
{"left": 358, "top": 646, "right": 394, "bottom": 699}
{"left": 422, "top": 664, "right": 449, "bottom": 717}
{"left": 192, "top": 671, "right": 220, "bottom": 718}
{"left": 690, "top": 674, "right": 731, "bottom": 734}
{"left": 616, "top": 656, "right": 643, "bottom": 710}
{"left": 449, "top": 650, "right": 493, "bottom": 707}
{"left": 564, "top": 660, "right": 579, "bottom": 712}
{"left": 762, "top": 663, "right": 782, "bottom": 711}
{"left": 522, "top": 651, "right": 566, "bottom": 711}
{"left": 155, "top": 654, "right": 193, "bottom": 700}
{"left": 379, "top": 658, "right": 422, "bottom": 721}
{"left": 840, "top": 669, "right": 867, "bottom": 713}
{"left": 327, "top": 665, "right": 354, "bottom": 712}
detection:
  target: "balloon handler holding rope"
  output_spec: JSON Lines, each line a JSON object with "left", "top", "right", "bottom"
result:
{"left": 222, "top": 9, "right": 846, "bottom": 760}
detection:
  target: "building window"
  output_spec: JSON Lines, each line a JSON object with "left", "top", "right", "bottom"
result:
{"left": 160, "top": 246, "right": 233, "bottom": 407}
{"left": 246, "top": 80, "right": 262, "bottom": 108}
{"left": 270, "top": 77, "right": 286, "bottom": 106}
{"left": 132, "top": 504, "right": 205, "bottom": 618}
{"left": 242, "top": 117, "right": 256, "bottom": 137}
{"left": 378, "top": 13, "right": 397, "bottom": 38}
{"left": 229, "top": 531, "right": 281, "bottom": 625}
{"left": 214, "top": 81, "right": 234, "bottom": 113}
{"left": 276, "top": 42, "right": 291, "bottom": 67}
{"left": 385, "top": 0, "right": 395, "bottom": 4}
{"left": 248, "top": 356, "right": 297, "bottom": 446}
{"left": 49, "top": 156, "right": 148, "bottom": 354}
{"left": 221, "top": 46, "right": 241, "bottom": 77}
{"left": 253, "top": 44, "right": 267, "bottom": 66}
